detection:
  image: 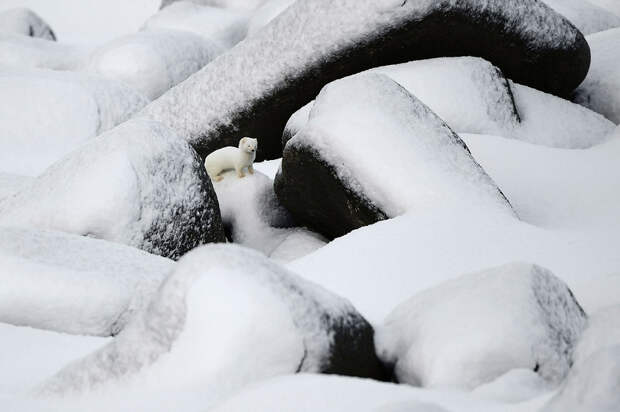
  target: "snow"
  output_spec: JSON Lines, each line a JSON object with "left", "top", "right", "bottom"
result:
{"left": 543, "top": 345, "right": 620, "bottom": 412}
{"left": 0, "top": 33, "right": 87, "bottom": 70}
{"left": 83, "top": 29, "right": 222, "bottom": 100}
{"left": 0, "top": 173, "right": 32, "bottom": 202}
{"left": 542, "top": 0, "right": 620, "bottom": 34}
{"left": 0, "top": 8, "right": 55, "bottom": 40}
{"left": 375, "top": 262, "right": 586, "bottom": 389}
{"left": 33, "top": 244, "right": 375, "bottom": 411}
{"left": 0, "top": 68, "right": 148, "bottom": 176}
{"left": 587, "top": 0, "right": 620, "bottom": 17}
{"left": 0, "top": 227, "right": 173, "bottom": 336}
{"left": 286, "top": 72, "right": 512, "bottom": 219}
{"left": 290, "top": 132, "right": 620, "bottom": 323}
{"left": 0, "top": 0, "right": 160, "bottom": 45}
{"left": 246, "top": 0, "right": 296, "bottom": 37}
{"left": 0, "top": 119, "right": 225, "bottom": 259}
{"left": 570, "top": 272, "right": 620, "bottom": 313}
{"left": 287, "top": 58, "right": 615, "bottom": 150}
{"left": 212, "top": 170, "right": 326, "bottom": 261}
{"left": 252, "top": 158, "right": 281, "bottom": 180}
{"left": 573, "top": 305, "right": 620, "bottom": 366}
{"left": 143, "top": 2, "right": 249, "bottom": 49}
{"left": 161, "top": 0, "right": 268, "bottom": 11}
{"left": 573, "top": 27, "right": 620, "bottom": 124}
{"left": 472, "top": 369, "right": 551, "bottom": 404}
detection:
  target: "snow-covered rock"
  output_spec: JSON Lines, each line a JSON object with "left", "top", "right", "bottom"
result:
{"left": 0, "top": 68, "right": 148, "bottom": 176}
{"left": 84, "top": 29, "right": 222, "bottom": 100}
{"left": 0, "top": 227, "right": 173, "bottom": 336}
{"left": 246, "top": 0, "right": 295, "bottom": 36}
{"left": 40, "top": 245, "right": 388, "bottom": 402}
{"left": 0, "top": 173, "right": 32, "bottom": 202}
{"left": 274, "top": 73, "right": 512, "bottom": 239}
{"left": 143, "top": 2, "right": 248, "bottom": 49}
{"left": 573, "top": 305, "right": 620, "bottom": 366}
{"left": 573, "top": 28, "right": 620, "bottom": 123}
{"left": 213, "top": 170, "right": 326, "bottom": 261}
{"left": 141, "top": 0, "right": 589, "bottom": 159}
{"left": 472, "top": 369, "right": 550, "bottom": 404}
{"left": 375, "top": 262, "right": 587, "bottom": 389}
{"left": 284, "top": 58, "right": 614, "bottom": 150}
{"left": 543, "top": 345, "right": 620, "bottom": 412}
{"left": 0, "top": 119, "right": 226, "bottom": 259}
{"left": 542, "top": 0, "right": 620, "bottom": 34}
{"left": 161, "top": 0, "right": 267, "bottom": 11}
{"left": 0, "top": 33, "right": 86, "bottom": 70}
{"left": 0, "top": 8, "right": 56, "bottom": 40}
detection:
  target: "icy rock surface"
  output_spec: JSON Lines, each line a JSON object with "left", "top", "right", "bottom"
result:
{"left": 573, "top": 305, "right": 620, "bottom": 366}
{"left": 274, "top": 73, "right": 512, "bottom": 239}
{"left": 143, "top": 2, "right": 249, "bottom": 49}
{"left": 84, "top": 29, "right": 222, "bottom": 100}
{"left": 0, "top": 68, "right": 148, "bottom": 176}
{"left": 542, "top": 0, "right": 620, "bottom": 34}
{"left": 0, "top": 119, "right": 226, "bottom": 259}
{"left": 0, "top": 227, "right": 173, "bottom": 336}
{"left": 284, "top": 57, "right": 614, "bottom": 150}
{"left": 375, "top": 262, "right": 587, "bottom": 389}
{"left": 40, "top": 245, "right": 387, "bottom": 399}
{"left": 0, "top": 33, "right": 87, "bottom": 70}
{"left": 573, "top": 27, "right": 620, "bottom": 123}
{"left": 141, "top": 0, "right": 589, "bottom": 160}
{"left": 543, "top": 345, "right": 620, "bottom": 412}
{"left": 213, "top": 170, "right": 326, "bottom": 262}
{"left": 0, "top": 8, "right": 56, "bottom": 40}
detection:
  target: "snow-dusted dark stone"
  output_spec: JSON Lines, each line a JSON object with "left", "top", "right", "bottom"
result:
{"left": 0, "top": 119, "right": 226, "bottom": 259}
{"left": 0, "top": 227, "right": 173, "bottom": 336}
{"left": 543, "top": 345, "right": 620, "bottom": 412}
{"left": 0, "top": 8, "right": 56, "bottom": 40}
{"left": 542, "top": 0, "right": 620, "bottom": 35}
{"left": 212, "top": 170, "right": 326, "bottom": 261}
{"left": 41, "top": 245, "right": 389, "bottom": 397}
{"left": 84, "top": 29, "right": 223, "bottom": 100}
{"left": 0, "top": 68, "right": 149, "bottom": 176}
{"left": 573, "top": 28, "right": 620, "bottom": 123}
{"left": 375, "top": 262, "right": 587, "bottom": 389}
{"left": 274, "top": 73, "right": 512, "bottom": 239}
{"left": 141, "top": 0, "right": 589, "bottom": 160}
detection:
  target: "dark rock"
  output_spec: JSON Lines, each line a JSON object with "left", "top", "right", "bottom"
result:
{"left": 141, "top": 0, "right": 589, "bottom": 160}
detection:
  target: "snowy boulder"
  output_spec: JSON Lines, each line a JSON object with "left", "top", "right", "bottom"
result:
{"left": 543, "top": 345, "right": 620, "bottom": 412}
{"left": 84, "top": 29, "right": 222, "bottom": 100}
{"left": 284, "top": 57, "right": 614, "bottom": 150}
{"left": 375, "top": 262, "right": 587, "bottom": 389}
{"left": 0, "top": 227, "right": 173, "bottom": 336}
{"left": 213, "top": 170, "right": 326, "bottom": 261}
{"left": 140, "top": 0, "right": 590, "bottom": 160}
{"left": 41, "top": 245, "right": 388, "bottom": 398}
{"left": 143, "top": 2, "right": 248, "bottom": 49}
{"left": 573, "top": 305, "right": 620, "bottom": 366}
{"left": 542, "top": 0, "right": 620, "bottom": 35}
{"left": 0, "top": 8, "right": 56, "bottom": 40}
{"left": 246, "top": 0, "right": 295, "bottom": 36}
{"left": 0, "top": 119, "right": 226, "bottom": 259}
{"left": 161, "top": 0, "right": 266, "bottom": 11}
{"left": 0, "top": 33, "right": 87, "bottom": 70}
{"left": 0, "top": 68, "right": 148, "bottom": 176}
{"left": 573, "top": 28, "right": 620, "bottom": 123}
{"left": 274, "top": 73, "right": 512, "bottom": 239}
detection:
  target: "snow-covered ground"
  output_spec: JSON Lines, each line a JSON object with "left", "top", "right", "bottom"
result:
{"left": 1, "top": 1, "right": 619, "bottom": 412}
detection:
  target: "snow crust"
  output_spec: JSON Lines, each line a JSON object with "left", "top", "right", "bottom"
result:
{"left": 573, "top": 27, "right": 620, "bottom": 123}
{"left": 37, "top": 245, "right": 367, "bottom": 410}
{"left": 213, "top": 170, "right": 326, "bottom": 261}
{"left": 0, "top": 119, "right": 223, "bottom": 258}
{"left": 84, "top": 29, "right": 222, "bottom": 100}
{"left": 375, "top": 262, "right": 586, "bottom": 389}
{"left": 287, "top": 73, "right": 511, "bottom": 218}
{"left": 0, "top": 33, "right": 87, "bottom": 70}
{"left": 0, "top": 8, "right": 55, "bottom": 40}
{"left": 543, "top": 345, "right": 620, "bottom": 412}
{"left": 0, "top": 68, "right": 148, "bottom": 176}
{"left": 143, "top": 2, "right": 249, "bottom": 49}
{"left": 542, "top": 0, "right": 620, "bottom": 34}
{"left": 0, "top": 227, "right": 173, "bottom": 336}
